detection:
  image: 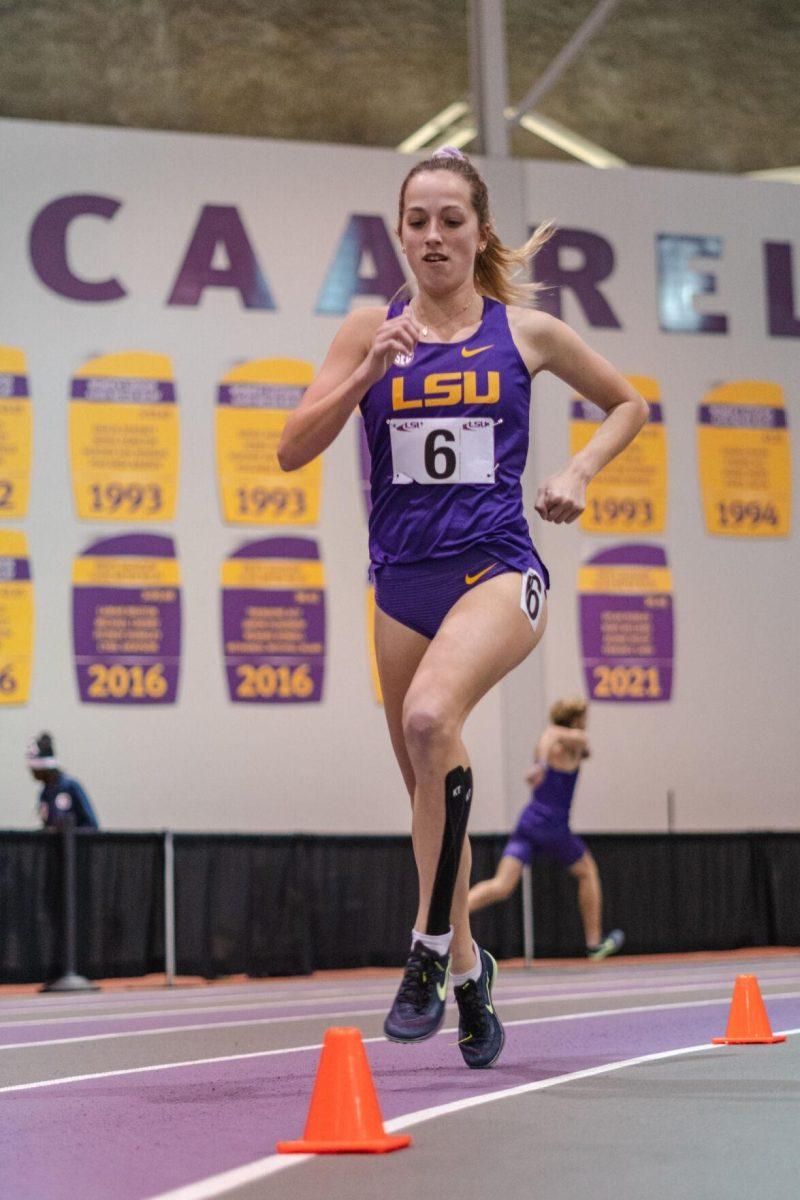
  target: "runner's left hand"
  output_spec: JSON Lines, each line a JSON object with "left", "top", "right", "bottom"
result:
{"left": 534, "top": 465, "right": 588, "bottom": 524}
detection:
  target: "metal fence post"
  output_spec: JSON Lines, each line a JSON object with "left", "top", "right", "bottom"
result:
{"left": 521, "top": 863, "right": 534, "bottom": 966}
{"left": 41, "top": 820, "right": 99, "bottom": 992}
{"left": 164, "top": 830, "right": 176, "bottom": 986}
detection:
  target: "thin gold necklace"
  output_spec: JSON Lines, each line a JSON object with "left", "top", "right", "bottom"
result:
{"left": 413, "top": 293, "right": 480, "bottom": 338}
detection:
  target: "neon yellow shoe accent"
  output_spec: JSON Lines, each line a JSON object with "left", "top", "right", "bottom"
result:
{"left": 485, "top": 953, "right": 498, "bottom": 1012}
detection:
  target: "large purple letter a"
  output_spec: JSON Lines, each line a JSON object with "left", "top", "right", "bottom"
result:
{"left": 316, "top": 215, "right": 406, "bottom": 314}
{"left": 167, "top": 205, "right": 275, "bottom": 309}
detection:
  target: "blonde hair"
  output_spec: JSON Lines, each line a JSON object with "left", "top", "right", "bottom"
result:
{"left": 549, "top": 697, "right": 588, "bottom": 728}
{"left": 397, "top": 149, "right": 554, "bottom": 307}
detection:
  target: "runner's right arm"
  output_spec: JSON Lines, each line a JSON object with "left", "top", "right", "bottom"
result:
{"left": 277, "top": 307, "right": 421, "bottom": 470}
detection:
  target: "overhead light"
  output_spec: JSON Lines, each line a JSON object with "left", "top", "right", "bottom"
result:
{"left": 398, "top": 103, "right": 626, "bottom": 168}
{"left": 510, "top": 109, "right": 626, "bottom": 168}
{"left": 433, "top": 124, "right": 478, "bottom": 151}
{"left": 745, "top": 167, "right": 800, "bottom": 184}
{"left": 397, "top": 101, "right": 471, "bottom": 153}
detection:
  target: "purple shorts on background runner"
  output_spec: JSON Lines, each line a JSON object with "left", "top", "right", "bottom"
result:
{"left": 374, "top": 545, "right": 548, "bottom": 640}
{"left": 503, "top": 805, "right": 587, "bottom": 868}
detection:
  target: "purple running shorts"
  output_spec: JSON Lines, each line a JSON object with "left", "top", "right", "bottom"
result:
{"left": 373, "top": 546, "right": 548, "bottom": 641}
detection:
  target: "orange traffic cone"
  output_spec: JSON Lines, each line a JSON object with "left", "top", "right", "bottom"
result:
{"left": 712, "top": 975, "right": 787, "bottom": 1045}
{"left": 276, "top": 1027, "right": 412, "bottom": 1154}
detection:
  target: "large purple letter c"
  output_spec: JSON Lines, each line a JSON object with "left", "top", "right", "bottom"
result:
{"left": 29, "top": 194, "right": 127, "bottom": 302}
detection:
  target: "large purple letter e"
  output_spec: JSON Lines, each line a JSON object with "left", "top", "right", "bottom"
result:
{"left": 764, "top": 242, "right": 800, "bottom": 337}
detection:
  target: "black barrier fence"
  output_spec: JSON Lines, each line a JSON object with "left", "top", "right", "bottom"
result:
{"left": 0, "top": 830, "right": 798, "bottom": 985}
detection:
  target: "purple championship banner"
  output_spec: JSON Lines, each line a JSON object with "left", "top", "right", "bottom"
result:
{"left": 578, "top": 543, "right": 674, "bottom": 703}
{"left": 221, "top": 536, "right": 325, "bottom": 703}
{"left": 72, "top": 533, "right": 181, "bottom": 704}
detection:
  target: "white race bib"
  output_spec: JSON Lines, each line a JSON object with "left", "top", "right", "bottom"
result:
{"left": 520, "top": 567, "right": 546, "bottom": 635}
{"left": 388, "top": 417, "right": 496, "bottom": 486}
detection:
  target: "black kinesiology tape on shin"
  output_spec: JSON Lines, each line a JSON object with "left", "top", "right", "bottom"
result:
{"left": 426, "top": 765, "right": 473, "bottom": 935}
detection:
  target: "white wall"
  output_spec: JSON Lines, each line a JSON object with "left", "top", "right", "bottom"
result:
{"left": 522, "top": 162, "right": 799, "bottom": 832}
{"left": 1, "top": 120, "right": 797, "bottom": 832}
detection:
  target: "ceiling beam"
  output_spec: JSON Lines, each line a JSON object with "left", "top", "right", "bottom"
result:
{"left": 468, "top": 0, "right": 510, "bottom": 156}
{"left": 397, "top": 0, "right": 626, "bottom": 166}
{"left": 507, "top": 0, "right": 623, "bottom": 128}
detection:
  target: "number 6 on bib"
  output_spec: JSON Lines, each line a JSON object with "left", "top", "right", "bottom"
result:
{"left": 521, "top": 567, "right": 545, "bottom": 635}
{"left": 389, "top": 417, "right": 496, "bottom": 485}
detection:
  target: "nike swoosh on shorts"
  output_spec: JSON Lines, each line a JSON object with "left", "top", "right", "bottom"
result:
{"left": 465, "top": 564, "right": 497, "bottom": 585}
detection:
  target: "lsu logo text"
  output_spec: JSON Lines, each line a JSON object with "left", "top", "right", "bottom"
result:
{"left": 392, "top": 371, "right": 500, "bottom": 410}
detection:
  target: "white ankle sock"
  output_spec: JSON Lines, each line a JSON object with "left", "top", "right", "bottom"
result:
{"left": 451, "top": 940, "right": 482, "bottom": 986}
{"left": 412, "top": 927, "right": 453, "bottom": 955}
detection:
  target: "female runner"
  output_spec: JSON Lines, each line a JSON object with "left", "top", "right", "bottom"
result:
{"left": 278, "top": 147, "right": 647, "bottom": 1067}
{"left": 468, "top": 697, "right": 625, "bottom": 960}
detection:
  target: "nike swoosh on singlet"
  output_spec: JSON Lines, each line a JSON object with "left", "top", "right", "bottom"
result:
{"left": 465, "top": 564, "right": 497, "bottom": 585}
{"left": 461, "top": 344, "right": 494, "bottom": 358}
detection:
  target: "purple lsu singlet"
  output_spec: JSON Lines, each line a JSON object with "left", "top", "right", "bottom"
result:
{"left": 529, "top": 765, "right": 580, "bottom": 818}
{"left": 360, "top": 296, "right": 541, "bottom": 571}
{"left": 503, "top": 766, "right": 587, "bottom": 868}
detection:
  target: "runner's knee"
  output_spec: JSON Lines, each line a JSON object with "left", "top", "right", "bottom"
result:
{"left": 402, "top": 693, "right": 457, "bottom": 758}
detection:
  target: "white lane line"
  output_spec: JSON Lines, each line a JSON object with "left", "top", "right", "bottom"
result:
{"left": 0, "top": 1007, "right": 390, "bottom": 1050}
{"left": 2, "top": 991, "right": 799, "bottom": 1093}
{"left": 0, "top": 991, "right": 396, "bottom": 1029}
{"left": 0, "top": 980, "right": 398, "bottom": 1004}
{"left": 0, "top": 1040, "right": 328, "bottom": 1094}
{"left": 0, "top": 956, "right": 795, "bottom": 1016}
{"left": 4, "top": 977, "right": 800, "bottom": 1049}
{"left": 500, "top": 989, "right": 800, "bottom": 1028}
{"left": 1, "top": 962, "right": 795, "bottom": 1023}
{"left": 143, "top": 1027, "right": 800, "bottom": 1199}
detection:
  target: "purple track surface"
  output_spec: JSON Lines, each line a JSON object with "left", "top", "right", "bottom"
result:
{"left": 2, "top": 955, "right": 798, "bottom": 1200}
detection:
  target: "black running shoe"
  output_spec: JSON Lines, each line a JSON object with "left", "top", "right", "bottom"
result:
{"left": 454, "top": 947, "right": 505, "bottom": 1069}
{"left": 587, "top": 929, "right": 625, "bottom": 960}
{"left": 383, "top": 941, "right": 450, "bottom": 1043}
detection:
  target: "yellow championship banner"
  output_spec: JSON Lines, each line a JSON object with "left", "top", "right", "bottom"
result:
{"left": 69, "top": 351, "right": 179, "bottom": 521}
{"left": 0, "top": 530, "right": 34, "bottom": 705}
{"left": 697, "top": 381, "right": 791, "bottom": 537}
{"left": 365, "top": 575, "right": 383, "bottom": 705}
{"left": 216, "top": 358, "right": 320, "bottom": 525}
{"left": 0, "top": 347, "right": 32, "bottom": 520}
{"left": 570, "top": 376, "right": 667, "bottom": 534}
